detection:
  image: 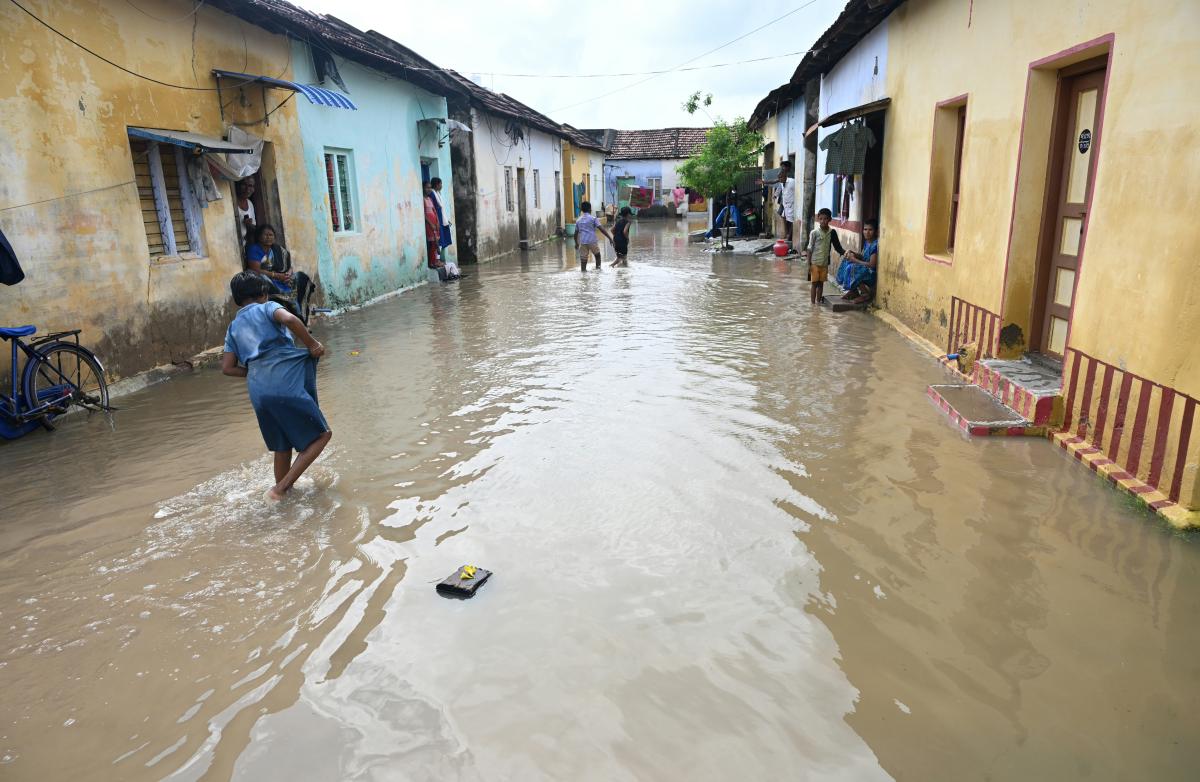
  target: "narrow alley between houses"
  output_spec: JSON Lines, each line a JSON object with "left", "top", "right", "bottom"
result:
{"left": 1, "top": 223, "right": 1197, "bottom": 781}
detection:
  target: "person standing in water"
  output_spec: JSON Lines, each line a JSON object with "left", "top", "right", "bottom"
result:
{"left": 221, "top": 272, "right": 331, "bottom": 503}
{"left": 574, "top": 201, "right": 614, "bottom": 271}
{"left": 610, "top": 207, "right": 633, "bottom": 267}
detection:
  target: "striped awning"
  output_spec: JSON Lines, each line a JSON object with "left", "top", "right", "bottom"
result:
{"left": 212, "top": 70, "right": 357, "bottom": 110}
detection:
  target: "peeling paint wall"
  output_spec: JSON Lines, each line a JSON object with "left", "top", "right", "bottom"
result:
{"left": 466, "top": 109, "right": 563, "bottom": 262}
{"left": 0, "top": 0, "right": 315, "bottom": 381}
{"left": 289, "top": 42, "right": 453, "bottom": 305}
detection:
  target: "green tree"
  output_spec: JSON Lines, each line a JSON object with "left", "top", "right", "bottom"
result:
{"left": 677, "top": 93, "right": 763, "bottom": 248}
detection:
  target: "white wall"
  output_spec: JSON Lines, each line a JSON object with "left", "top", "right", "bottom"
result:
{"left": 470, "top": 107, "right": 563, "bottom": 258}
{"left": 815, "top": 19, "right": 889, "bottom": 227}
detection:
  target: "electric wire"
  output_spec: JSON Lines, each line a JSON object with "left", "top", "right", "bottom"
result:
{"left": 549, "top": 0, "right": 822, "bottom": 113}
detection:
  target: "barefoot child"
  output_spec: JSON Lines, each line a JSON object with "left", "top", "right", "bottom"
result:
{"left": 574, "top": 201, "right": 614, "bottom": 271}
{"left": 221, "top": 272, "right": 332, "bottom": 502}
{"left": 802, "top": 208, "right": 846, "bottom": 304}
{"left": 610, "top": 206, "right": 633, "bottom": 267}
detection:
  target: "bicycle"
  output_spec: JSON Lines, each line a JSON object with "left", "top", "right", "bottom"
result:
{"left": 0, "top": 325, "right": 113, "bottom": 440}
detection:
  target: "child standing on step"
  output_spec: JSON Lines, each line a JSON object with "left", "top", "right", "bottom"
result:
{"left": 802, "top": 207, "right": 846, "bottom": 304}
{"left": 221, "top": 272, "right": 332, "bottom": 503}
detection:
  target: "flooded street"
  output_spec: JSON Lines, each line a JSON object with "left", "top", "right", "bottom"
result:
{"left": 1, "top": 220, "right": 1197, "bottom": 781}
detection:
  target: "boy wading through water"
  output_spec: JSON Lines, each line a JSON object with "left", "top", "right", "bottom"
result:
{"left": 802, "top": 207, "right": 845, "bottom": 304}
{"left": 610, "top": 206, "right": 633, "bottom": 267}
{"left": 574, "top": 201, "right": 614, "bottom": 271}
{"left": 221, "top": 272, "right": 332, "bottom": 503}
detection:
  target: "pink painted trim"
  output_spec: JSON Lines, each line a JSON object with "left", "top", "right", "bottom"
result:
{"left": 1060, "top": 38, "right": 1115, "bottom": 363}
{"left": 998, "top": 33, "right": 1115, "bottom": 365}
{"left": 1029, "top": 33, "right": 1116, "bottom": 70}
{"left": 921, "top": 93, "right": 971, "bottom": 267}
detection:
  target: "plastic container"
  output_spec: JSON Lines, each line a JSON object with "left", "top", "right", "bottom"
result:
{"left": 773, "top": 239, "right": 790, "bottom": 257}
{"left": 565, "top": 223, "right": 576, "bottom": 237}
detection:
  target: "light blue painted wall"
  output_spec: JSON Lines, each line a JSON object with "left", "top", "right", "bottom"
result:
{"left": 291, "top": 43, "right": 455, "bottom": 306}
{"left": 603, "top": 159, "right": 664, "bottom": 205}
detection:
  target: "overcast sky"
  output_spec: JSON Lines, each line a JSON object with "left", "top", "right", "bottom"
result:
{"left": 291, "top": 0, "right": 846, "bottom": 130}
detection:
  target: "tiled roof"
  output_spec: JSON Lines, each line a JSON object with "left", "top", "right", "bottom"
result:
{"left": 596, "top": 128, "right": 712, "bottom": 160}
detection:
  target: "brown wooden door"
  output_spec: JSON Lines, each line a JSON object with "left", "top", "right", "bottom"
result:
{"left": 1040, "top": 69, "right": 1104, "bottom": 357}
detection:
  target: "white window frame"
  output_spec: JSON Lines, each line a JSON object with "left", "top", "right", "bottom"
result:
{"left": 504, "top": 167, "right": 515, "bottom": 212}
{"left": 647, "top": 176, "right": 663, "bottom": 201}
{"left": 533, "top": 169, "right": 541, "bottom": 208}
{"left": 324, "top": 148, "right": 358, "bottom": 234}
{"left": 132, "top": 137, "right": 206, "bottom": 260}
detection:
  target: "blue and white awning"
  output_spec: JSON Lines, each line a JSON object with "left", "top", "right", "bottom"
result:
{"left": 212, "top": 70, "right": 357, "bottom": 110}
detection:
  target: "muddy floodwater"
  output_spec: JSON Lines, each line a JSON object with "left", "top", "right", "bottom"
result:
{"left": 1, "top": 221, "right": 1198, "bottom": 781}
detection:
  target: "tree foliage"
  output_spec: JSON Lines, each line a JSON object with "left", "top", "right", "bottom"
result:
{"left": 676, "top": 118, "right": 763, "bottom": 199}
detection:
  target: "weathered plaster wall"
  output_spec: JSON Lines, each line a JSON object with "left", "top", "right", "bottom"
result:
{"left": 561, "top": 142, "right": 604, "bottom": 222}
{"left": 468, "top": 109, "right": 562, "bottom": 262}
{"left": 290, "top": 42, "right": 453, "bottom": 305}
{"left": 877, "top": 0, "right": 1200, "bottom": 399}
{"left": 759, "top": 96, "right": 809, "bottom": 237}
{"left": 0, "top": 0, "right": 314, "bottom": 380}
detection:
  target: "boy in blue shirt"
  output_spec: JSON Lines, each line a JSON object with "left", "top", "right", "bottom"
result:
{"left": 221, "top": 272, "right": 331, "bottom": 502}
{"left": 574, "top": 201, "right": 614, "bottom": 271}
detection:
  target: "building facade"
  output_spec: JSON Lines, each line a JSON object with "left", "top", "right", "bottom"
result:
{"left": 447, "top": 80, "right": 567, "bottom": 263}
{"left": 0, "top": 0, "right": 319, "bottom": 381}
{"left": 593, "top": 128, "right": 711, "bottom": 218}
{"left": 750, "top": 0, "right": 1200, "bottom": 521}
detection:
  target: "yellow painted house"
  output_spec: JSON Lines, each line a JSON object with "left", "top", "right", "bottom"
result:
{"left": 0, "top": 0, "right": 319, "bottom": 380}
{"left": 559, "top": 126, "right": 607, "bottom": 225}
{"left": 752, "top": 0, "right": 1200, "bottom": 523}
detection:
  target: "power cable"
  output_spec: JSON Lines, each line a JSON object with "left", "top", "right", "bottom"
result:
{"left": 548, "top": 0, "right": 822, "bottom": 113}
{"left": 122, "top": 0, "right": 204, "bottom": 24}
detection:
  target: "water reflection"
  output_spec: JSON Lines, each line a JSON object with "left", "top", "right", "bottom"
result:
{"left": 0, "top": 222, "right": 1197, "bottom": 781}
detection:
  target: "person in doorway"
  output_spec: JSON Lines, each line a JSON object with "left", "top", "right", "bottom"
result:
{"left": 610, "top": 206, "right": 633, "bottom": 267}
{"left": 428, "top": 179, "right": 461, "bottom": 279}
{"left": 245, "top": 225, "right": 316, "bottom": 322}
{"left": 775, "top": 161, "right": 795, "bottom": 247}
{"left": 423, "top": 184, "right": 453, "bottom": 282}
{"left": 801, "top": 207, "right": 846, "bottom": 305}
{"left": 236, "top": 180, "right": 257, "bottom": 246}
{"left": 838, "top": 219, "right": 879, "bottom": 304}
{"left": 604, "top": 202, "right": 617, "bottom": 225}
{"left": 574, "top": 200, "right": 613, "bottom": 271}
{"left": 221, "top": 272, "right": 331, "bottom": 504}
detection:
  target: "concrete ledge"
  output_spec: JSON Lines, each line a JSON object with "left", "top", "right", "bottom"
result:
{"left": 875, "top": 308, "right": 1199, "bottom": 529}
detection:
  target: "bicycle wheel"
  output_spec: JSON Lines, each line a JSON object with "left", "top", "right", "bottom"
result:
{"left": 22, "top": 342, "right": 110, "bottom": 425}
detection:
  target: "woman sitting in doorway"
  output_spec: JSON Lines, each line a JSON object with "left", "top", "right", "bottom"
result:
{"left": 245, "top": 224, "right": 315, "bottom": 321}
{"left": 837, "top": 219, "right": 879, "bottom": 305}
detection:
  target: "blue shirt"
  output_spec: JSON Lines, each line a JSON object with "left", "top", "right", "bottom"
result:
{"left": 224, "top": 301, "right": 293, "bottom": 365}
{"left": 576, "top": 214, "right": 601, "bottom": 244}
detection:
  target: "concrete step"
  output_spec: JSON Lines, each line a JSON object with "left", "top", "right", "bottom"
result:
{"left": 972, "top": 358, "right": 1063, "bottom": 426}
{"left": 927, "top": 384, "right": 1046, "bottom": 437}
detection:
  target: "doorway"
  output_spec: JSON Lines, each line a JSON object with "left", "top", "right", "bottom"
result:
{"left": 516, "top": 167, "right": 529, "bottom": 247}
{"left": 860, "top": 111, "right": 886, "bottom": 229}
{"left": 1032, "top": 60, "right": 1106, "bottom": 358}
{"left": 554, "top": 171, "right": 562, "bottom": 232}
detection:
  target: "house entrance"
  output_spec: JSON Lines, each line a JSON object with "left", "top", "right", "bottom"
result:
{"left": 516, "top": 167, "right": 529, "bottom": 246}
{"left": 1033, "top": 62, "right": 1106, "bottom": 358}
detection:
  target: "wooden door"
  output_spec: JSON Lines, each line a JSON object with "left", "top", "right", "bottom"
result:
{"left": 1040, "top": 69, "right": 1104, "bottom": 357}
{"left": 516, "top": 167, "right": 529, "bottom": 243}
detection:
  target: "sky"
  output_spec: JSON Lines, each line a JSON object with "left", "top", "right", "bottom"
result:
{"left": 290, "top": 0, "right": 846, "bottom": 130}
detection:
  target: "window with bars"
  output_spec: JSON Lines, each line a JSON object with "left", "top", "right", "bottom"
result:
{"left": 504, "top": 167, "right": 514, "bottom": 212}
{"left": 324, "top": 149, "right": 357, "bottom": 233}
{"left": 533, "top": 169, "right": 541, "bottom": 208}
{"left": 129, "top": 137, "right": 205, "bottom": 259}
